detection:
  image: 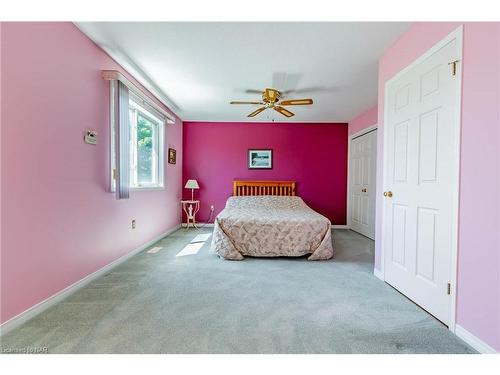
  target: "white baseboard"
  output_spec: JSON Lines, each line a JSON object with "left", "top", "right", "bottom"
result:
{"left": 369, "top": 272, "right": 497, "bottom": 354}
{"left": 373, "top": 268, "right": 384, "bottom": 281}
{"left": 186, "top": 223, "right": 347, "bottom": 230}
{"left": 181, "top": 222, "right": 214, "bottom": 228}
{"left": 455, "top": 324, "right": 498, "bottom": 354}
{"left": 0, "top": 224, "right": 181, "bottom": 336}
{"left": 331, "top": 225, "right": 349, "bottom": 229}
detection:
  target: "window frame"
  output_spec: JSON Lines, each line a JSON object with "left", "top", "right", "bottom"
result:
{"left": 128, "top": 100, "right": 165, "bottom": 190}
{"left": 110, "top": 86, "right": 165, "bottom": 192}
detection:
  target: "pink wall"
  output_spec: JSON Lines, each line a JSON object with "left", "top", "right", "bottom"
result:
{"left": 375, "top": 22, "right": 500, "bottom": 351}
{"left": 348, "top": 105, "right": 378, "bottom": 136}
{"left": 182, "top": 122, "right": 348, "bottom": 224}
{"left": 0, "top": 23, "right": 183, "bottom": 324}
{"left": 0, "top": 23, "right": 3, "bottom": 299}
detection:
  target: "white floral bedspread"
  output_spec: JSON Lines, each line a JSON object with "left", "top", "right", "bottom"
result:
{"left": 210, "top": 196, "right": 334, "bottom": 260}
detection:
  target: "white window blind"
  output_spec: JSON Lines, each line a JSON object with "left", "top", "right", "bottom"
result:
{"left": 114, "top": 80, "right": 130, "bottom": 199}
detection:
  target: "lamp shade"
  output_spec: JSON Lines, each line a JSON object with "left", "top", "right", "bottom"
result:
{"left": 184, "top": 179, "right": 200, "bottom": 189}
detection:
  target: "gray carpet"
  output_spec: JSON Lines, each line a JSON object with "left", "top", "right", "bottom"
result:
{"left": 0, "top": 229, "right": 475, "bottom": 354}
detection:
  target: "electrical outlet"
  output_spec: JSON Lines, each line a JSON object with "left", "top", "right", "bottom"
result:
{"left": 132, "top": 219, "right": 136, "bottom": 229}
{"left": 210, "top": 205, "right": 214, "bottom": 211}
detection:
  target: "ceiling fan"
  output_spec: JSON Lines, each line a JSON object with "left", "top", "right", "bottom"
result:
{"left": 230, "top": 88, "right": 313, "bottom": 118}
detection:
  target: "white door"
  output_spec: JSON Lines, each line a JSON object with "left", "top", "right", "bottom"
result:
{"left": 383, "top": 34, "right": 461, "bottom": 324}
{"left": 349, "top": 129, "right": 377, "bottom": 239}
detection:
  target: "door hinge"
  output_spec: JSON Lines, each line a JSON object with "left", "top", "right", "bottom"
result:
{"left": 112, "top": 169, "right": 117, "bottom": 180}
{"left": 448, "top": 60, "right": 460, "bottom": 76}
{"left": 447, "top": 283, "right": 451, "bottom": 295}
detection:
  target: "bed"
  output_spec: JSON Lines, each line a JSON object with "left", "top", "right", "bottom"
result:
{"left": 210, "top": 181, "right": 334, "bottom": 260}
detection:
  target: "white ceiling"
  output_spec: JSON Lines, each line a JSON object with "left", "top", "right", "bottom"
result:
{"left": 76, "top": 22, "right": 410, "bottom": 122}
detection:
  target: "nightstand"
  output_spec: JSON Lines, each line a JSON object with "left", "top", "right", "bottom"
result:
{"left": 181, "top": 200, "right": 200, "bottom": 229}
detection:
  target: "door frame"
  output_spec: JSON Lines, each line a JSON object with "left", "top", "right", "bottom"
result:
{"left": 346, "top": 124, "right": 378, "bottom": 236}
{"left": 380, "top": 26, "right": 463, "bottom": 332}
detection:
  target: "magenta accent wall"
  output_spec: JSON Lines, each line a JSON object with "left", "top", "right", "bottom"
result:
{"left": 182, "top": 122, "right": 348, "bottom": 224}
{"left": 375, "top": 22, "right": 500, "bottom": 351}
{"left": 0, "top": 23, "right": 183, "bottom": 324}
{"left": 348, "top": 105, "right": 378, "bottom": 136}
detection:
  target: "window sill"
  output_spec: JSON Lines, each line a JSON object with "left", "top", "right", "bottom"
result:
{"left": 131, "top": 186, "right": 165, "bottom": 191}
{"left": 110, "top": 187, "right": 165, "bottom": 193}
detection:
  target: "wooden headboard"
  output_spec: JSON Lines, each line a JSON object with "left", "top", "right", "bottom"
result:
{"left": 233, "top": 180, "right": 296, "bottom": 196}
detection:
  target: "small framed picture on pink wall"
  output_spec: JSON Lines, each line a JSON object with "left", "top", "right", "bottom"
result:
{"left": 168, "top": 148, "right": 177, "bottom": 164}
{"left": 248, "top": 149, "right": 272, "bottom": 169}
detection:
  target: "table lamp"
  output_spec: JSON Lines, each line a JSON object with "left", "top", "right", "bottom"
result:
{"left": 184, "top": 179, "right": 200, "bottom": 201}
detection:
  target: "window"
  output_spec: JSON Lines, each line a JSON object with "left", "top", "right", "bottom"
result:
{"left": 128, "top": 101, "right": 164, "bottom": 189}
{"left": 107, "top": 74, "right": 174, "bottom": 195}
{"left": 110, "top": 98, "right": 165, "bottom": 192}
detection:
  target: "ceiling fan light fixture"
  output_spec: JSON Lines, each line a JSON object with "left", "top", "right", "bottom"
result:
{"left": 263, "top": 88, "right": 281, "bottom": 103}
{"left": 230, "top": 87, "right": 311, "bottom": 118}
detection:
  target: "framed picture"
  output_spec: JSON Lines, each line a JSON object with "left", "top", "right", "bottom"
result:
{"left": 168, "top": 148, "right": 177, "bottom": 164}
{"left": 248, "top": 149, "right": 273, "bottom": 169}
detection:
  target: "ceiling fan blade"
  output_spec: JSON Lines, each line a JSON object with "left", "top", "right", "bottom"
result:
{"left": 244, "top": 89, "right": 264, "bottom": 94}
{"left": 279, "top": 99, "right": 313, "bottom": 106}
{"left": 247, "top": 107, "right": 267, "bottom": 117}
{"left": 274, "top": 106, "right": 295, "bottom": 118}
{"left": 273, "top": 72, "right": 302, "bottom": 94}
{"left": 230, "top": 101, "right": 264, "bottom": 105}
{"left": 282, "top": 86, "right": 328, "bottom": 95}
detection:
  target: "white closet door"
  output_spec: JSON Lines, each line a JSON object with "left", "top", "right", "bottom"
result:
{"left": 349, "top": 129, "right": 377, "bottom": 239}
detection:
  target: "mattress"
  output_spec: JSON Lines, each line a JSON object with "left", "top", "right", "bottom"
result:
{"left": 210, "top": 195, "right": 334, "bottom": 260}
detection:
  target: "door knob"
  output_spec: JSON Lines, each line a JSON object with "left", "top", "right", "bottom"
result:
{"left": 383, "top": 191, "right": 393, "bottom": 198}
{"left": 361, "top": 188, "right": 367, "bottom": 193}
